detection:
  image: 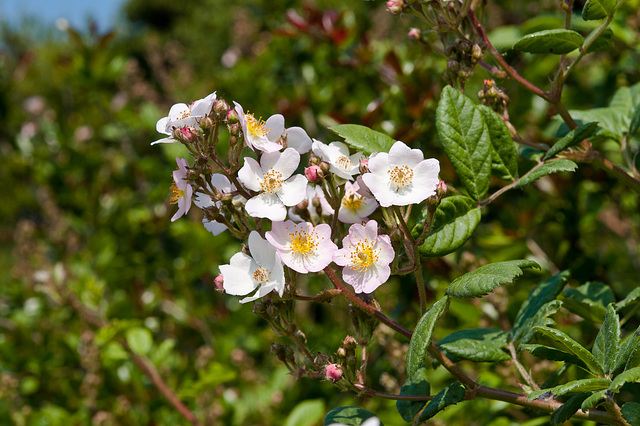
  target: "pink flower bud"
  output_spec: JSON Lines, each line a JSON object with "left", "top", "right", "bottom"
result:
{"left": 305, "top": 165, "right": 324, "bottom": 183}
{"left": 387, "top": 0, "right": 404, "bottom": 15}
{"left": 436, "top": 180, "right": 447, "bottom": 198}
{"left": 408, "top": 28, "right": 421, "bottom": 41}
{"left": 358, "top": 158, "right": 370, "bottom": 175}
{"left": 325, "top": 363, "right": 343, "bottom": 381}
{"left": 214, "top": 274, "right": 224, "bottom": 292}
{"left": 226, "top": 109, "right": 239, "bottom": 124}
{"left": 177, "top": 126, "right": 198, "bottom": 142}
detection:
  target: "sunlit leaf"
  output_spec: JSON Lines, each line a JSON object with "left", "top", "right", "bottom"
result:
{"left": 330, "top": 124, "right": 395, "bottom": 155}
{"left": 406, "top": 297, "right": 449, "bottom": 378}
{"left": 513, "top": 29, "right": 584, "bottom": 54}
{"left": 436, "top": 328, "right": 510, "bottom": 363}
{"left": 514, "top": 160, "right": 578, "bottom": 189}
{"left": 417, "top": 382, "right": 466, "bottom": 421}
{"left": 446, "top": 260, "right": 539, "bottom": 299}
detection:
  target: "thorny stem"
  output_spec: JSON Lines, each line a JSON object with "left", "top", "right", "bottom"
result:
{"left": 604, "top": 392, "right": 633, "bottom": 426}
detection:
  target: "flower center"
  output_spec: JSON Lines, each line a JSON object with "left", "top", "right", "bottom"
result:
{"left": 261, "top": 168, "right": 284, "bottom": 194}
{"left": 336, "top": 156, "right": 352, "bottom": 171}
{"left": 252, "top": 266, "right": 271, "bottom": 283}
{"left": 288, "top": 229, "right": 318, "bottom": 256}
{"left": 246, "top": 113, "right": 267, "bottom": 137}
{"left": 348, "top": 239, "right": 380, "bottom": 274}
{"left": 388, "top": 165, "right": 414, "bottom": 189}
{"left": 342, "top": 192, "right": 364, "bottom": 210}
{"left": 170, "top": 183, "right": 184, "bottom": 204}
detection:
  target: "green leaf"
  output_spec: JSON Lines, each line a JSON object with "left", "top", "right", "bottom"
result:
{"left": 436, "top": 86, "right": 491, "bottom": 200}
{"left": 613, "top": 325, "right": 640, "bottom": 374}
{"left": 415, "top": 196, "right": 481, "bottom": 257}
{"left": 529, "top": 381, "right": 610, "bottom": 407}
{"left": 533, "top": 326, "right": 604, "bottom": 376}
{"left": 324, "top": 407, "right": 380, "bottom": 426}
{"left": 587, "top": 28, "right": 614, "bottom": 53}
{"left": 477, "top": 105, "right": 518, "bottom": 181}
{"left": 592, "top": 303, "right": 621, "bottom": 374}
{"left": 512, "top": 271, "right": 570, "bottom": 343}
{"left": 616, "top": 287, "right": 640, "bottom": 311}
{"left": 621, "top": 402, "right": 640, "bottom": 426}
{"left": 543, "top": 122, "right": 598, "bottom": 160}
{"left": 563, "top": 281, "right": 616, "bottom": 323}
{"left": 396, "top": 368, "right": 430, "bottom": 422}
{"left": 329, "top": 124, "right": 395, "bottom": 155}
{"left": 521, "top": 344, "right": 588, "bottom": 371}
{"left": 610, "top": 367, "right": 640, "bottom": 392}
{"left": 436, "top": 328, "right": 510, "bottom": 363}
{"left": 628, "top": 102, "right": 640, "bottom": 139}
{"left": 517, "top": 300, "right": 564, "bottom": 346}
{"left": 125, "top": 327, "right": 153, "bottom": 355}
{"left": 406, "top": 297, "right": 449, "bottom": 378}
{"left": 581, "top": 389, "right": 607, "bottom": 411}
{"left": 582, "top": 0, "right": 616, "bottom": 20}
{"left": 527, "top": 378, "right": 611, "bottom": 401}
{"left": 446, "top": 260, "right": 539, "bottom": 299}
{"left": 514, "top": 160, "right": 578, "bottom": 189}
{"left": 418, "top": 382, "right": 466, "bottom": 421}
{"left": 513, "top": 29, "right": 584, "bottom": 54}
{"left": 285, "top": 399, "right": 325, "bottom": 426}
{"left": 550, "top": 392, "right": 591, "bottom": 425}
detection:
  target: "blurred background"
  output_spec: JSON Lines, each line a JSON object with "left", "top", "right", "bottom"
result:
{"left": 1, "top": 0, "right": 639, "bottom": 424}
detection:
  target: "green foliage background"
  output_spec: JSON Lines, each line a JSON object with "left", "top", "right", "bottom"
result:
{"left": 1, "top": 0, "right": 639, "bottom": 424}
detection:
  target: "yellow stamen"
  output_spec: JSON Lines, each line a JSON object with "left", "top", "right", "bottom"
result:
{"left": 388, "top": 165, "right": 414, "bottom": 189}
{"left": 252, "top": 266, "right": 270, "bottom": 283}
{"left": 170, "top": 183, "right": 183, "bottom": 204}
{"left": 288, "top": 229, "right": 318, "bottom": 256}
{"left": 348, "top": 239, "right": 380, "bottom": 274}
{"left": 336, "top": 156, "right": 352, "bottom": 171}
{"left": 246, "top": 113, "right": 268, "bottom": 137}
{"left": 261, "top": 168, "right": 284, "bottom": 194}
{"left": 342, "top": 192, "right": 364, "bottom": 210}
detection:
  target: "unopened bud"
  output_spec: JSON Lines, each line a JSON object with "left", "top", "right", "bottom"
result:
{"left": 336, "top": 347, "right": 347, "bottom": 358}
{"left": 387, "top": 0, "right": 405, "bottom": 15}
{"left": 343, "top": 335, "right": 357, "bottom": 349}
{"left": 214, "top": 274, "right": 224, "bottom": 291}
{"left": 319, "top": 161, "right": 331, "bottom": 175}
{"left": 276, "top": 134, "right": 288, "bottom": 149}
{"left": 213, "top": 98, "right": 230, "bottom": 116}
{"left": 308, "top": 153, "right": 322, "bottom": 166}
{"left": 436, "top": 180, "right": 447, "bottom": 198}
{"left": 408, "top": 28, "right": 421, "bottom": 42}
{"left": 226, "top": 109, "right": 239, "bottom": 124}
{"left": 296, "top": 199, "right": 309, "bottom": 211}
{"left": 359, "top": 158, "right": 370, "bottom": 174}
{"left": 471, "top": 44, "right": 483, "bottom": 61}
{"left": 229, "top": 135, "right": 238, "bottom": 146}
{"left": 305, "top": 165, "right": 324, "bottom": 183}
{"left": 295, "top": 329, "right": 307, "bottom": 343}
{"left": 228, "top": 123, "right": 241, "bottom": 136}
{"left": 324, "top": 363, "right": 343, "bottom": 381}
{"left": 199, "top": 116, "right": 214, "bottom": 129}
{"left": 187, "top": 169, "right": 199, "bottom": 182}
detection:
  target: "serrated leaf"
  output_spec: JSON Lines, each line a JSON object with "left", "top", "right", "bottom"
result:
{"left": 406, "top": 297, "right": 449, "bottom": 378}
{"left": 616, "top": 287, "right": 640, "bottom": 311}
{"left": 610, "top": 367, "right": 640, "bottom": 392}
{"left": 582, "top": 0, "right": 616, "bottom": 20}
{"left": 329, "top": 124, "right": 395, "bottom": 155}
{"left": 285, "top": 399, "right": 325, "bottom": 426}
{"left": 415, "top": 196, "right": 481, "bottom": 257}
{"left": 446, "top": 260, "right": 539, "bottom": 299}
{"left": 514, "top": 160, "right": 578, "bottom": 188}
{"left": 563, "top": 281, "right": 616, "bottom": 323}
{"left": 512, "top": 271, "right": 570, "bottom": 343}
{"left": 521, "top": 344, "right": 589, "bottom": 371}
{"left": 478, "top": 105, "right": 518, "bottom": 181}
{"left": 543, "top": 122, "right": 598, "bottom": 160}
{"left": 513, "top": 29, "right": 584, "bottom": 54}
{"left": 125, "top": 327, "right": 153, "bottom": 355}
{"left": 581, "top": 389, "right": 607, "bottom": 411}
{"left": 621, "top": 402, "right": 640, "bottom": 426}
{"left": 436, "top": 328, "right": 510, "bottom": 363}
{"left": 324, "top": 407, "right": 379, "bottom": 426}
{"left": 517, "top": 300, "right": 563, "bottom": 346}
{"left": 527, "top": 378, "right": 610, "bottom": 401}
{"left": 436, "top": 86, "right": 491, "bottom": 200}
{"left": 550, "top": 392, "right": 591, "bottom": 425}
{"left": 592, "top": 303, "right": 621, "bottom": 374}
{"left": 628, "top": 102, "right": 640, "bottom": 138}
{"left": 587, "top": 28, "right": 614, "bottom": 53}
{"left": 396, "top": 368, "right": 430, "bottom": 422}
{"left": 417, "top": 382, "right": 466, "bottom": 421}
{"left": 534, "top": 327, "right": 604, "bottom": 376}
{"left": 613, "top": 325, "right": 640, "bottom": 374}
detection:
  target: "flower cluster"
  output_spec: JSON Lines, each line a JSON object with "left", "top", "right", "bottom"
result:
{"left": 152, "top": 93, "right": 442, "bottom": 303}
